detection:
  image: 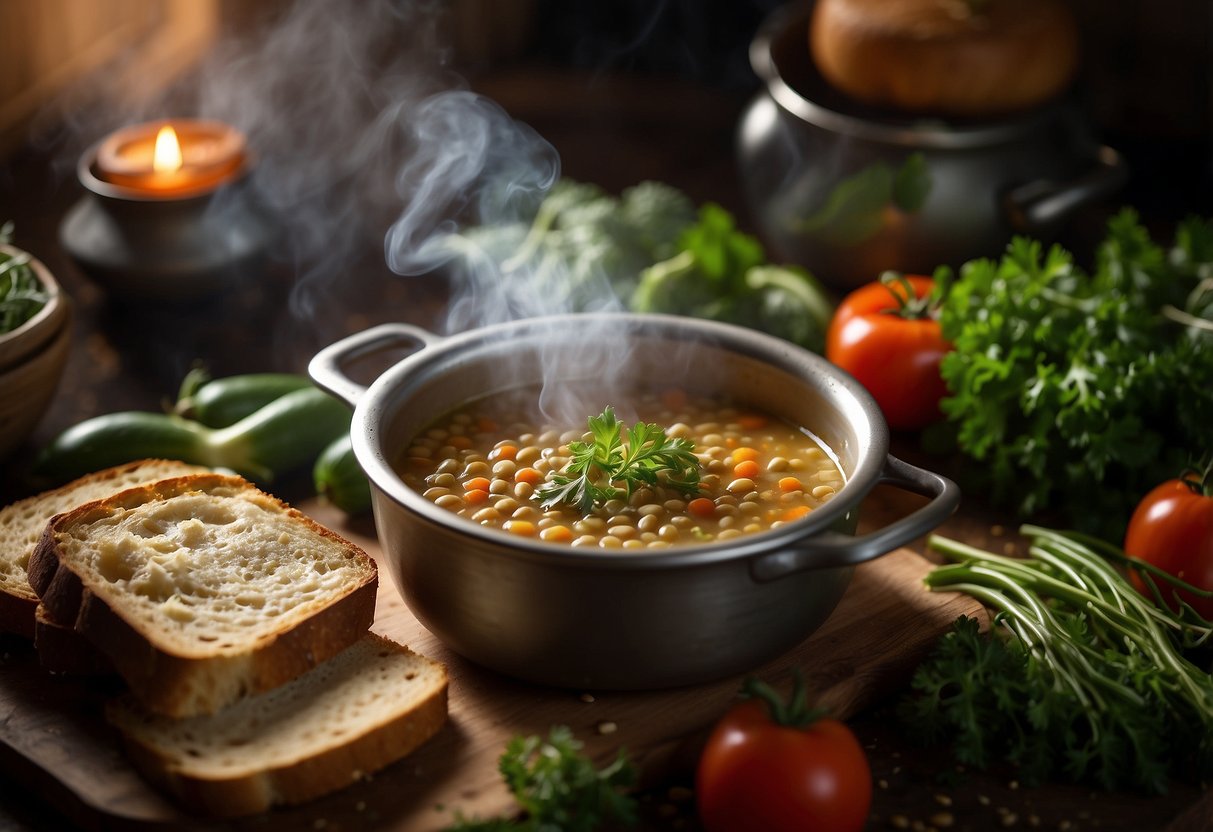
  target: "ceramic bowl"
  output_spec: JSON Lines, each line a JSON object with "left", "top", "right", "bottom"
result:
{"left": 0, "top": 246, "right": 71, "bottom": 460}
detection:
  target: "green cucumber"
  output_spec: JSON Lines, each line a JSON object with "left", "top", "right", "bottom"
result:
{"left": 174, "top": 373, "right": 313, "bottom": 427}
{"left": 313, "top": 434, "right": 371, "bottom": 515}
{"left": 31, "top": 413, "right": 210, "bottom": 485}
{"left": 34, "top": 387, "right": 352, "bottom": 487}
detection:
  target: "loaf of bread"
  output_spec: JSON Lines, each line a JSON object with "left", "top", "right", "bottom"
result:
{"left": 106, "top": 632, "right": 448, "bottom": 818}
{"left": 0, "top": 459, "right": 208, "bottom": 639}
{"left": 809, "top": 0, "right": 1080, "bottom": 117}
{"left": 27, "top": 473, "right": 378, "bottom": 717}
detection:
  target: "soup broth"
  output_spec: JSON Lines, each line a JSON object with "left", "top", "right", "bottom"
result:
{"left": 397, "top": 387, "right": 845, "bottom": 549}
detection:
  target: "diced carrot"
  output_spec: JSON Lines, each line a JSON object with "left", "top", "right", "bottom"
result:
{"left": 778, "top": 477, "right": 803, "bottom": 492}
{"left": 540, "top": 525, "right": 574, "bottom": 543}
{"left": 733, "top": 460, "right": 760, "bottom": 479}
{"left": 464, "top": 489, "right": 490, "bottom": 505}
{"left": 732, "top": 447, "right": 759, "bottom": 463}
{"left": 504, "top": 520, "right": 536, "bottom": 536}
{"left": 514, "top": 467, "right": 544, "bottom": 485}
{"left": 738, "top": 414, "right": 768, "bottom": 430}
{"left": 488, "top": 444, "right": 517, "bottom": 461}
{"left": 464, "top": 477, "right": 491, "bottom": 492}
{"left": 448, "top": 434, "right": 473, "bottom": 450}
{"left": 782, "top": 505, "right": 812, "bottom": 522}
{"left": 688, "top": 497, "right": 716, "bottom": 518}
{"left": 661, "top": 388, "right": 688, "bottom": 410}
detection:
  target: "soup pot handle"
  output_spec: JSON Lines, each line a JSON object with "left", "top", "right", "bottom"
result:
{"left": 750, "top": 455, "right": 960, "bottom": 581}
{"left": 309, "top": 323, "right": 441, "bottom": 407}
{"left": 1003, "top": 145, "right": 1128, "bottom": 234}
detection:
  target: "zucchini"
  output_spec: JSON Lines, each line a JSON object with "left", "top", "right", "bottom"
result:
{"left": 34, "top": 387, "right": 352, "bottom": 486}
{"left": 313, "top": 434, "right": 372, "bottom": 515}
{"left": 174, "top": 373, "right": 313, "bottom": 427}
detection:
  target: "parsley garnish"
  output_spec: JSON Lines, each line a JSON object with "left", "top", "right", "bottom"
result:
{"left": 444, "top": 726, "right": 638, "bottom": 832}
{"left": 535, "top": 407, "right": 700, "bottom": 514}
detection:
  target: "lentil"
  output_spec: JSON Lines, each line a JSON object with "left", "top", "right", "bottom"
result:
{"left": 400, "top": 387, "right": 845, "bottom": 549}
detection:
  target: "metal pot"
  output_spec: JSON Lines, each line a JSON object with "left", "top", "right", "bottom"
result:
{"left": 738, "top": 3, "right": 1128, "bottom": 290}
{"left": 310, "top": 314, "right": 959, "bottom": 690}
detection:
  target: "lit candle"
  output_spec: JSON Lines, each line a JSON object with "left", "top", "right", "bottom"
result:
{"left": 93, "top": 119, "right": 247, "bottom": 197}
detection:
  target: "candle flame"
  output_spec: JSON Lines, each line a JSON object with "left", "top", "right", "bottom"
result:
{"left": 152, "top": 125, "right": 183, "bottom": 173}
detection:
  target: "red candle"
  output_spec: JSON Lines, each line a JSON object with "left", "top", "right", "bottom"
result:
{"left": 93, "top": 119, "right": 246, "bottom": 197}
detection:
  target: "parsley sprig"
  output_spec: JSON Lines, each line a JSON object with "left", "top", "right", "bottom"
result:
{"left": 901, "top": 526, "right": 1213, "bottom": 794}
{"left": 935, "top": 210, "right": 1213, "bottom": 538}
{"left": 534, "top": 407, "right": 700, "bottom": 515}
{"left": 445, "top": 726, "right": 638, "bottom": 832}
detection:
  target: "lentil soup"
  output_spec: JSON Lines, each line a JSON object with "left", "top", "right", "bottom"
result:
{"left": 397, "top": 387, "right": 845, "bottom": 549}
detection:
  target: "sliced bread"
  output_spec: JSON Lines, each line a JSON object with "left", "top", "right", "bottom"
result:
{"left": 105, "top": 632, "right": 448, "bottom": 818}
{"left": 0, "top": 459, "right": 208, "bottom": 639}
{"left": 27, "top": 473, "right": 378, "bottom": 717}
{"left": 34, "top": 602, "right": 114, "bottom": 676}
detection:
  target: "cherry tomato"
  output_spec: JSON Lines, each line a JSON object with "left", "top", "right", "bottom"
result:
{"left": 826, "top": 273, "right": 951, "bottom": 432}
{"left": 1125, "top": 471, "right": 1213, "bottom": 619}
{"left": 696, "top": 677, "right": 872, "bottom": 832}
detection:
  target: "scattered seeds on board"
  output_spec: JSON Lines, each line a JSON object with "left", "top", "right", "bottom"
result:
{"left": 579, "top": 692, "right": 595, "bottom": 703}
{"left": 930, "top": 812, "right": 955, "bottom": 828}
{"left": 889, "top": 815, "right": 910, "bottom": 829}
{"left": 597, "top": 721, "right": 617, "bottom": 735}
{"left": 934, "top": 794, "right": 953, "bottom": 807}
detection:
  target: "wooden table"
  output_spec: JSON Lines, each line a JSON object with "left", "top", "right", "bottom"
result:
{"left": 1, "top": 63, "right": 1209, "bottom": 831}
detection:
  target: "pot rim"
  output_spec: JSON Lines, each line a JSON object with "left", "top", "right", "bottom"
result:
{"left": 751, "top": 2, "right": 1063, "bottom": 150}
{"left": 349, "top": 312, "right": 890, "bottom": 571}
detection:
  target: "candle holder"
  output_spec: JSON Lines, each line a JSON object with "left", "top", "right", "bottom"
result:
{"left": 59, "top": 120, "right": 274, "bottom": 303}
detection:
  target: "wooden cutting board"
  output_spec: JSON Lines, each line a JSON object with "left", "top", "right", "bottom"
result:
{"left": 0, "top": 501, "right": 986, "bottom": 832}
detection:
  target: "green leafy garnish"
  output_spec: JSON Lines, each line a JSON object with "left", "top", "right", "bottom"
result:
{"left": 900, "top": 526, "right": 1213, "bottom": 794}
{"left": 0, "top": 222, "right": 50, "bottom": 335}
{"left": 936, "top": 209, "right": 1213, "bottom": 538}
{"left": 445, "top": 726, "right": 638, "bottom": 832}
{"left": 535, "top": 407, "right": 700, "bottom": 515}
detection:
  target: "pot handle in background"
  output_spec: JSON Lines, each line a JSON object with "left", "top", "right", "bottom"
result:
{"left": 1003, "top": 145, "right": 1128, "bottom": 235}
{"left": 308, "top": 323, "right": 441, "bottom": 408}
{"left": 749, "top": 456, "right": 960, "bottom": 581}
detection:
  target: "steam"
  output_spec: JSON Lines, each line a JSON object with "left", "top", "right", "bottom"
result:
{"left": 383, "top": 90, "right": 562, "bottom": 331}
{"left": 40, "top": 0, "right": 673, "bottom": 413}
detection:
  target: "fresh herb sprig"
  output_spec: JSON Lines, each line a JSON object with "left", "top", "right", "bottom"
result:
{"left": 936, "top": 210, "right": 1213, "bottom": 539}
{"left": 445, "top": 726, "right": 638, "bottom": 832}
{"left": 900, "top": 526, "right": 1213, "bottom": 794}
{"left": 535, "top": 406, "right": 700, "bottom": 515}
{"left": 0, "top": 222, "right": 50, "bottom": 335}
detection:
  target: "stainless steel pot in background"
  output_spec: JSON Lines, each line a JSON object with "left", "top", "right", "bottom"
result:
{"left": 311, "top": 314, "right": 960, "bottom": 690}
{"left": 738, "top": 3, "right": 1128, "bottom": 290}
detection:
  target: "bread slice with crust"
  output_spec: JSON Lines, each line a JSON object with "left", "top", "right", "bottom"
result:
{"left": 105, "top": 632, "right": 447, "bottom": 818}
{"left": 27, "top": 473, "right": 378, "bottom": 717}
{"left": 0, "top": 459, "right": 209, "bottom": 639}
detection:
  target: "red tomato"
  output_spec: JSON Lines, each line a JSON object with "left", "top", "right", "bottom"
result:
{"left": 826, "top": 274, "right": 951, "bottom": 432}
{"left": 697, "top": 685, "right": 872, "bottom": 832}
{"left": 1125, "top": 475, "right": 1213, "bottom": 619}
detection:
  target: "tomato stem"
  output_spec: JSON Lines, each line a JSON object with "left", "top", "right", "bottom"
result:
{"left": 1180, "top": 457, "right": 1213, "bottom": 498}
{"left": 878, "top": 271, "right": 936, "bottom": 320}
{"left": 742, "top": 672, "right": 829, "bottom": 729}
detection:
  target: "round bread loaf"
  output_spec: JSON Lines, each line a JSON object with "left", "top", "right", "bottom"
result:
{"left": 809, "top": 0, "right": 1080, "bottom": 117}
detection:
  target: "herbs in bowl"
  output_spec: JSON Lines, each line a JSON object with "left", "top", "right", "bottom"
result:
{"left": 0, "top": 222, "right": 51, "bottom": 339}
{"left": 0, "top": 223, "right": 71, "bottom": 460}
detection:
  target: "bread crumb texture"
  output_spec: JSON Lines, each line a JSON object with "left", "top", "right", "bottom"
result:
{"left": 64, "top": 486, "right": 370, "bottom": 653}
{"left": 0, "top": 460, "right": 207, "bottom": 607}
